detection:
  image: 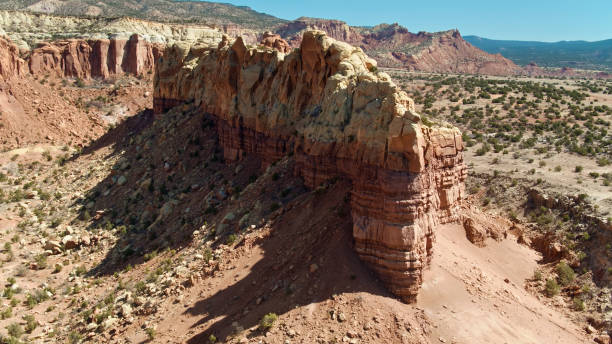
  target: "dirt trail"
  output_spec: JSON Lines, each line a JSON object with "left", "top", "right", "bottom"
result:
{"left": 418, "top": 223, "right": 589, "bottom": 344}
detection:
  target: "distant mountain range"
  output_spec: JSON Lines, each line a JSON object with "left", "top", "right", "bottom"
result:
{"left": 0, "top": 0, "right": 286, "bottom": 29}
{"left": 465, "top": 36, "right": 612, "bottom": 71}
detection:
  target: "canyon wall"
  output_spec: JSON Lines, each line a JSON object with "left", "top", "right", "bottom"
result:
{"left": 28, "top": 34, "right": 164, "bottom": 79}
{"left": 275, "top": 18, "right": 520, "bottom": 75}
{"left": 0, "top": 28, "right": 222, "bottom": 80}
{"left": 0, "top": 34, "right": 163, "bottom": 79}
{"left": 153, "top": 31, "right": 466, "bottom": 302}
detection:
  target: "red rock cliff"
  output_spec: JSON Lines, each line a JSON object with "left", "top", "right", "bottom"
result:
{"left": 0, "top": 34, "right": 164, "bottom": 80}
{"left": 276, "top": 19, "right": 520, "bottom": 75}
{"left": 0, "top": 37, "right": 26, "bottom": 79}
{"left": 153, "top": 31, "right": 466, "bottom": 302}
{"left": 29, "top": 34, "right": 164, "bottom": 79}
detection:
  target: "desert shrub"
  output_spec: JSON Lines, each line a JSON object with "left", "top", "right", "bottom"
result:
{"left": 0, "top": 307, "right": 11, "bottom": 319}
{"left": 226, "top": 234, "right": 237, "bottom": 245}
{"left": 6, "top": 323, "right": 23, "bottom": 338}
{"left": 24, "top": 315, "right": 37, "bottom": 333}
{"left": 34, "top": 254, "right": 47, "bottom": 269}
{"left": 259, "top": 313, "right": 278, "bottom": 331}
{"left": 597, "top": 157, "right": 610, "bottom": 166}
{"left": 533, "top": 269, "right": 542, "bottom": 281}
{"left": 68, "top": 331, "right": 82, "bottom": 344}
{"left": 145, "top": 327, "right": 156, "bottom": 340}
{"left": 545, "top": 279, "right": 560, "bottom": 297}
{"left": 573, "top": 297, "right": 585, "bottom": 311}
{"left": 556, "top": 262, "right": 575, "bottom": 286}
{"left": 574, "top": 165, "right": 583, "bottom": 173}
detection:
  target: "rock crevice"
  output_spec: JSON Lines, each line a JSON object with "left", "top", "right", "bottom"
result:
{"left": 153, "top": 30, "right": 466, "bottom": 302}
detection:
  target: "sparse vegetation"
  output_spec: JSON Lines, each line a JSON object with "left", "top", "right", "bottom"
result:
{"left": 259, "top": 313, "right": 278, "bottom": 331}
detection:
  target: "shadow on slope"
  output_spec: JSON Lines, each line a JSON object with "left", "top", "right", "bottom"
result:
{"left": 75, "top": 104, "right": 309, "bottom": 276}
{"left": 184, "top": 178, "right": 395, "bottom": 342}
{"left": 66, "top": 104, "right": 399, "bottom": 342}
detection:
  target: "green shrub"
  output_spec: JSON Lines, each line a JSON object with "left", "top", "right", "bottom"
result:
{"left": 545, "top": 279, "right": 560, "bottom": 297}
{"left": 0, "top": 307, "right": 11, "bottom": 319}
{"left": 68, "top": 331, "right": 82, "bottom": 344}
{"left": 6, "top": 323, "right": 23, "bottom": 338}
{"left": 533, "top": 270, "right": 542, "bottom": 281}
{"left": 556, "top": 262, "right": 575, "bottom": 286}
{"left": 145, "top": 327, "right": 156, "bottom": 340}
{"left": 226, "top": 234, "right": 237, "bottom": 245}
{"left": 34, "top": 254, "right": 48, "bottom": 269}
{"left": 24, "top": 315, "right": 37, "bottom": 333}
{"left": 259, "top": 313, "right": 278, "bottom": 331}
{"left": 573, "top": 297, "right": 585, "bottom": 311}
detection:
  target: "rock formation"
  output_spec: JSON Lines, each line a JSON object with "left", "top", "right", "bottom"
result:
{"left": 28, "top": 34, "right": 164, "bottom": 79}
{"left": 154, "top": 30, "right": 466, "bottom": 302}
{"left": 0, "top": 10, "right": 226, "bottom": 51}
{"left": 0, "top": 10, "right": 522, "bottom": 76}
{"left": 0, "top": 36, "right": 25, "bottom": 78}
{"left": 0, "top": 33, "right": 201, "bottom": 79}
{"left": 276, "top": 18, "right": 520, "bottom": 75}
{"left": 259, "top": 32, "right": 291, "bottom": 53}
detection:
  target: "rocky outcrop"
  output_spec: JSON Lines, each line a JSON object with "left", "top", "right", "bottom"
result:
{"left": 0, "top": 33, "right": 174, "bottom": 79}
{"left": 461, "top": 207, "right": 508, "bottom": 247}
{"left": 276, "top": 19, "right": 520, "bottom": 75}
{"left": 0, "top": 10, "right": 225, "bottom": 51}
{"left": 154, "top": 31, "right": 466, "bottom": 302}
{"left": 0, "top": 37, "right": 25, "bottom": 79}
{"left": 259, "top": 32, "right": 291, "bottom": 53}
{"left": 29, "top": 34, "right": 164, "bottom": 78}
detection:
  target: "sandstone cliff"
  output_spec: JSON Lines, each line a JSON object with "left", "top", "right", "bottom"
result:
{"left": 0, "top": 10, "right": 226, "bottom": 51}
{"left": 276, "top": 19, "right": 520, "bottom": 75}
{"left": 28, "top": 35, "right": 164, "bottom": 79}
{"left": 154, "top": 30, "right": 466, "bottom": 302}
{"left": 0, "top": 37, "right": 26, "bottom": 78}
{"left": 0, "top": 34, "right": 164, "bottom": 79}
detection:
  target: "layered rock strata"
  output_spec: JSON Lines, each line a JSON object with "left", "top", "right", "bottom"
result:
{"left": 28, "top": 34, "right": 163, "bottom": 79}
{"left": 275, "top": 18, "right": 520, "bottom": 75}
{"left": 1, "top": 34, "right": 183, "bottom": 79}
{"left": 153, "top": 31, "right": 466, "bottom": 302}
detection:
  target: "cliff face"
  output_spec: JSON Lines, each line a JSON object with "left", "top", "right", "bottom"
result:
{"left": 0, "top": 37, "right": 25, "bottom": 78}
{"left": 154, "top": 30, "right": 466, "bottom": 302}
{"left": 0, "top": 10, "right": 226, "bottom": 51}
{"left": 28, "top": 34, "right": 164, "bottom": 79}
{"left": 276, "top": 19, "right": 520, "bottom": 75}
{"left": 0, "top": 32, "right": 213, "bottom": 80}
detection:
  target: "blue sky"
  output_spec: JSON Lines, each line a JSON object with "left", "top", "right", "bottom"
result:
{"left": 224, "top": 0, "right": 611, "bottom": 42}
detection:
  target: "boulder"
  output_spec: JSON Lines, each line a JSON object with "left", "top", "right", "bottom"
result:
{"left": 62, "top": 235, "right": 78, "bottom": 250}
{"left": 43, "top": 240, "right": 62, "bottom": 254}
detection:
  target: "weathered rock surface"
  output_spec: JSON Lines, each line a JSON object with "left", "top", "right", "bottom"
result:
{"left": 276, "top": 18, "right": 520, "bottom": 75}
{"left": 0, "top": 10, "right": 227, "bottom": 79}
{"left": 259, "top": 31, "right": 291, "bottom": 53}
{"left": 28, "top": 34, "right": 164, "bottom": 78}
{"left": 154, "top": 30, "right": 466, "bottom": 302}
{"left": 0, "top": 36, "right": 25, "bottom": 78}
{"left": 461, "top": 208, "right": 508, "bottom": 247}
{"left": 0, "top": 10, "right": 226, "bottom": 51}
